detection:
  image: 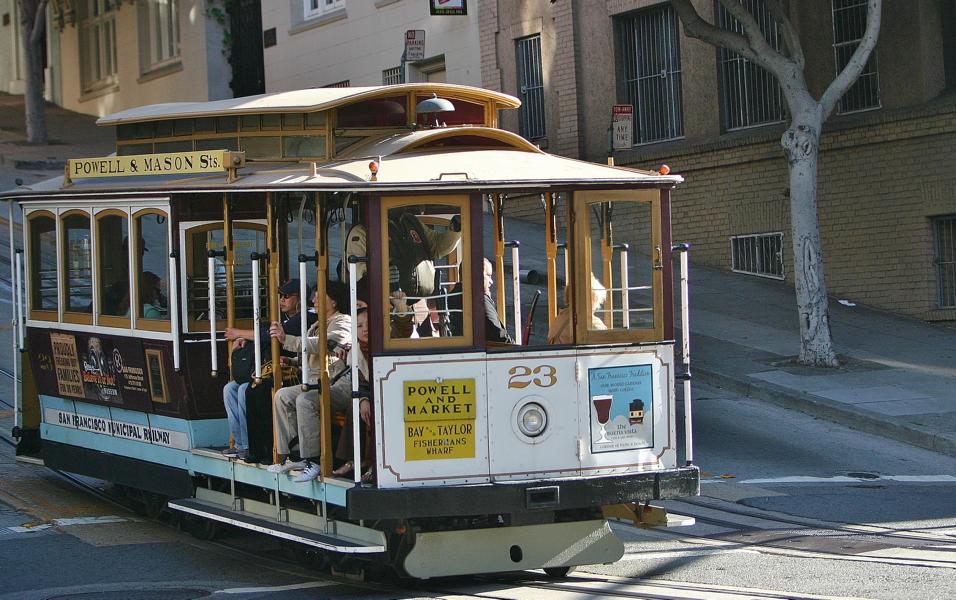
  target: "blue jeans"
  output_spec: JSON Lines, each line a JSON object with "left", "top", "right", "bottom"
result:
{"left": 223, "top": 380, "right": 250, "bottom": 450}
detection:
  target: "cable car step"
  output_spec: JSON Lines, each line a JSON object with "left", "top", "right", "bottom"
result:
{"left": 167, "top": 498, "right": 386, "bottom": 554}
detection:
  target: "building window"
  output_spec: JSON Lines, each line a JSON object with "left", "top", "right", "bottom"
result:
{"left": 324, "top": 80, "right": 351, "bottom": 88}
{"left": 832, "top": 0, "right": 880, "bottom": 113}
{"left": 716, "top": 0, "right": 786, "bottom": 130}
{"left": 516, "top": 34, "right": 545, "bottom": 141}
{"left": 305, "top": 0, "right": 344, "bottom": 20}
{"left": 382, "top": 66, "right": 403, "bottom": 85}
{"left": 139, "top": 0, "right": 180, "bottom": 73}
{"left": 731, "top": 232, "right": 784, "bottom": 280}
{"left": 79, "top": 0, "right": 118, "bottom": 92}
{"left": 934, "top": 216, "right": 956, "bottom": 309}
{"left": 618, "top": 4, "right": 684, "bottom": 144}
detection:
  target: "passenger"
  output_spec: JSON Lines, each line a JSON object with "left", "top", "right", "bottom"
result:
{"left": 140, "top": 271, "right": 165, "bottom": 319}
{"left": 222, "top": 279, "right": 312, "bottom": 461}
{"left": 331, "top": 307, "right": 373, "bottom": 482}
{"left": 482, "top": 258, "right": 513, "bottom": 343}
{"left": 547, "top": 273, "right": 607, "bottom": 345}
{"left": 268, "top": 280, "right": 352, "bottom": 481}
{"left": 103, "top": 280, "right": 129, "bottom": 317}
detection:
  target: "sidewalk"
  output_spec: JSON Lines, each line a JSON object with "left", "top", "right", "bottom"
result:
{"left": 0, "top": 93, "right": 113, "bottom": 191}
{"left": 689, "top": 264, "right": 956, "bottom": 458}
{"left": 1, "top": 92, "right": 954, "bottom": 459}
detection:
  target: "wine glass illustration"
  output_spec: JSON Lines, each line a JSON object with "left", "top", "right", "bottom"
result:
{"left": 592, "top": 395, "right": 613, "bottom": 444}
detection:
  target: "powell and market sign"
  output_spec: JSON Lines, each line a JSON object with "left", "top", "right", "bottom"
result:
{"left": 65, "top": 150, "right": 245, "bottom": 185}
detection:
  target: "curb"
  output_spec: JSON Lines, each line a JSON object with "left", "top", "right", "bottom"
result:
{"left": 693, "top": 366, "right": 956, "bottom": 459}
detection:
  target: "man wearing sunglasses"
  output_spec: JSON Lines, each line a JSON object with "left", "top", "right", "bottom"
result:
{"left": 222, "top": 279, "right": 316, "bottom": 460}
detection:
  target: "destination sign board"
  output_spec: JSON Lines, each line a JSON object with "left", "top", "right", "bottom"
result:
{"left": 67, "top": 149, "right": 241, "bottom": 180}
{"left": 404, "top": 378, "right": 476, "bottom": 460}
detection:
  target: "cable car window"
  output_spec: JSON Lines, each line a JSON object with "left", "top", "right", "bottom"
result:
{"left": 134, "top": 210, "right": 170, "bottom": 329}
{"left": 183, "top": 222, "right": 266, "bottom": 332}
{"left": 28, "top": 211, "right": 58, "bottom": 319}
{"left": 96, "top": 211, "right": 130, "bottom": 325}
{"left": 381, "top": 197, "right": 472, "bottom": 348}
{"left": 574, "top": 190, "right": 663, "bottom": 343}
{"left": 414, "top": 96, "right": 486, "bottom": 128}
{"left": 336, "top": 96, "right": 408, "bottom": 128}
{"left": 62, "top": 211, "right": 93, "bottom": 322}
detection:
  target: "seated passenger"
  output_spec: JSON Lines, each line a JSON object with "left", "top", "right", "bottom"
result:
{"left": 140, "top": 271, "right": 165, "bottom": 319}
{"left": 268, "top": 280, "right": 352, "bottom": 481}
{"left": 222, "top": 279, "right": 311, "bottom": 461}
{"left": 331, "top": 307, "right": 373, "bottom": 481}
{"left": 547, "top": 274, "right": 607, "bottom": 345}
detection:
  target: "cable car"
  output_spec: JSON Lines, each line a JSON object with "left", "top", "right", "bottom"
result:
{"left": 4, "top": 83, "right": 699, "bottom": 578}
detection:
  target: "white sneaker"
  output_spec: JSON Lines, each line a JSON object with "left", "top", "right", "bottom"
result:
{"left": 293, "top": 462, "right": 321, "bottom": 482}
{"left": 267, "top": 460, "right": 306, "bottom": 474}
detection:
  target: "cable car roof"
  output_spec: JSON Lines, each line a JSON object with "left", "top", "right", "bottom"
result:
{"left": 96, "top": 84, "right": 521, "bottom": 125}
{"left": 3, "top": 127, "right": 681, "bottom": 198}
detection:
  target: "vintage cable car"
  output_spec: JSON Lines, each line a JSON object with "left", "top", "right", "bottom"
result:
{"left": 4, "top": 83, "right": 699, "bottom": 578}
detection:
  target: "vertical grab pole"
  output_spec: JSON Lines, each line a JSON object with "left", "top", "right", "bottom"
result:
{"left": 297, "top": 256, "right": 314, "bottom": 389}
{"left": 251, "top": 255, "right": 263, "bottom": 382}
{"left": 223, "top": 195, "right": 235, "bottom": 369}
{"left": 207, "top": 253, "right": 218, "bottom": 377}
{"left": 673, "top": 243, "right": 693, "bottom": 466}
{"left": 169, "top": 250, "right": 181, "bottom": 370}
{"left": 9, "top": 201, "right": 20, "bottom": 432}
{"left": 544, "top": 193, "right": 558, "bottom": 326}
{"left": 347, "top": 258, "right": 364, "bottom": 485}
{"left": 506, "top": 240, "right": 522, "bottom": 345}
{"left": 15, "top": 250, "right": 24, "bottom": 350}
{"left": 616, "top": 243, "right": 630, "bottom": 329}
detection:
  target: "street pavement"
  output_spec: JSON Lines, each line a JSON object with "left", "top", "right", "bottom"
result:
{"left": 1, "top": 91, "right": 954, "bottom": 460}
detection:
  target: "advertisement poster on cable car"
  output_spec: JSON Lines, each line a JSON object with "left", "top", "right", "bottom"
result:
{"left": 29, "top": 330, "right": 152, "bottom": 411}
{"left": 587, "top": 364, "right": 654, "bottom": 453}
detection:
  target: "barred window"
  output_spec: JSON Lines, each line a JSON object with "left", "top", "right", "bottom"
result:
{"left": 516, "top": 34, "right": 546, "bottom": 140}
{"left": 78, "top": 0, "right": 118, "bottom": 92}
{"left": 731, "top": 232, "right": 784, "bottom": 280}
{"left": 618, "top": 4, "right": 683, "bottom": 144}
{"left": 832, "top": 0, "right": 880, "bottom": 113}
{"left": 324, "top": 80, "right": 351, "bottom": 88}
{"left": 716, "top": 0, "right": 786, "bottom": 130}
{"left": 382, "top": 66, "right": 403, "bottom": 85}
{"left": 934, "top": 216, "right": 956, "bottom": 309}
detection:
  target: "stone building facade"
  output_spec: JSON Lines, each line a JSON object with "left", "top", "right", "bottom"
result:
{"left": 481, "top": 0, "right": 956, "bottom": 322}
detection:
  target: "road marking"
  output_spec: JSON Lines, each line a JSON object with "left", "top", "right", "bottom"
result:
{"left": 8, "top": 515, "right": 128, "bottom": 533}
{"left": 213, "top": 581, "right": 338, "bottom": 594}
{"left": 701, "top": 475, "right": 956, "bottom": 485}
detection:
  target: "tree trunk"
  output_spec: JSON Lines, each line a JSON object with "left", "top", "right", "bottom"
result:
{"left": 19, "top": 0, "right": 48, "bottom": 145}
{"left": 782, "top": 116, "right": 838, "bottom": 367}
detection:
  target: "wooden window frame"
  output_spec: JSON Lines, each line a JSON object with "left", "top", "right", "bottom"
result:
{"left": 133, "top": 208, "right": 172, "bottom": 332}
{"left": 95, "top": 208, "right": 132, "bottom": 328}
{"left": 379, "top": 195, "right": 473, "bottom": 351}
{"left": 60, "top": 209, "right": 94, "bottom": 325}
{"left": 26, "top": 210, "right": 58, "bottom": 322}
{"left": 572, "top": 189, "right": 663, "bottom": 345}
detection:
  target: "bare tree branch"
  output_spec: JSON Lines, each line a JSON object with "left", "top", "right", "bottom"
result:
{"left": 672, "top": 0, "right": 794, "bottom": 86}
{"left": 764, "top": 0, "right": 804, "bottom": 69}
{"left": 820, "top": 0, "right": 882, "bottom": 119}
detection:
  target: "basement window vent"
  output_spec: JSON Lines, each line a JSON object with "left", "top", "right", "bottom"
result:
{"left": 731, "top": 232, "right": 784, "bottom": 280}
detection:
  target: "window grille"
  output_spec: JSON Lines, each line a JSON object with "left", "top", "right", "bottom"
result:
{"left": 305, "top": 0, "right": 344, "bottom": 20}
{"left": 516, "top": 34, "right": 546, "bottom": 140}
{"left": 323, "top": 80, "right": 351, "bottom": 88}
{"left": 731, "top": 232, "right": 784, "bottom": 280}
{"left": 618, "top": 4, "right": 683, "bottom": 144}
{"left": 140, "top": 0, "right": 180, "bottom": 73}
{"left": 382, "top": 66, "right": 403, "bottom": 85}
{"left": 79, "top": 0, "right": 118, "bottom": 92}
{"left": 716, "top": 0, "right": 786, "bottom": 130}
{"left": 832, "top": 0, "right": 880, "bottom": 113}
{"left": 934, "top": 216, "right": 956, "bottom": 308}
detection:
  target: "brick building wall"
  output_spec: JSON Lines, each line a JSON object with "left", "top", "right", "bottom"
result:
{"left": 619, "top": 98, "right": 956, "bottom": 322}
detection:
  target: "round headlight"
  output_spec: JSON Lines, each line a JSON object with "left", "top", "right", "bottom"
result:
{"left": 517, "top": 402, "right": 548, "bottom": 437}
